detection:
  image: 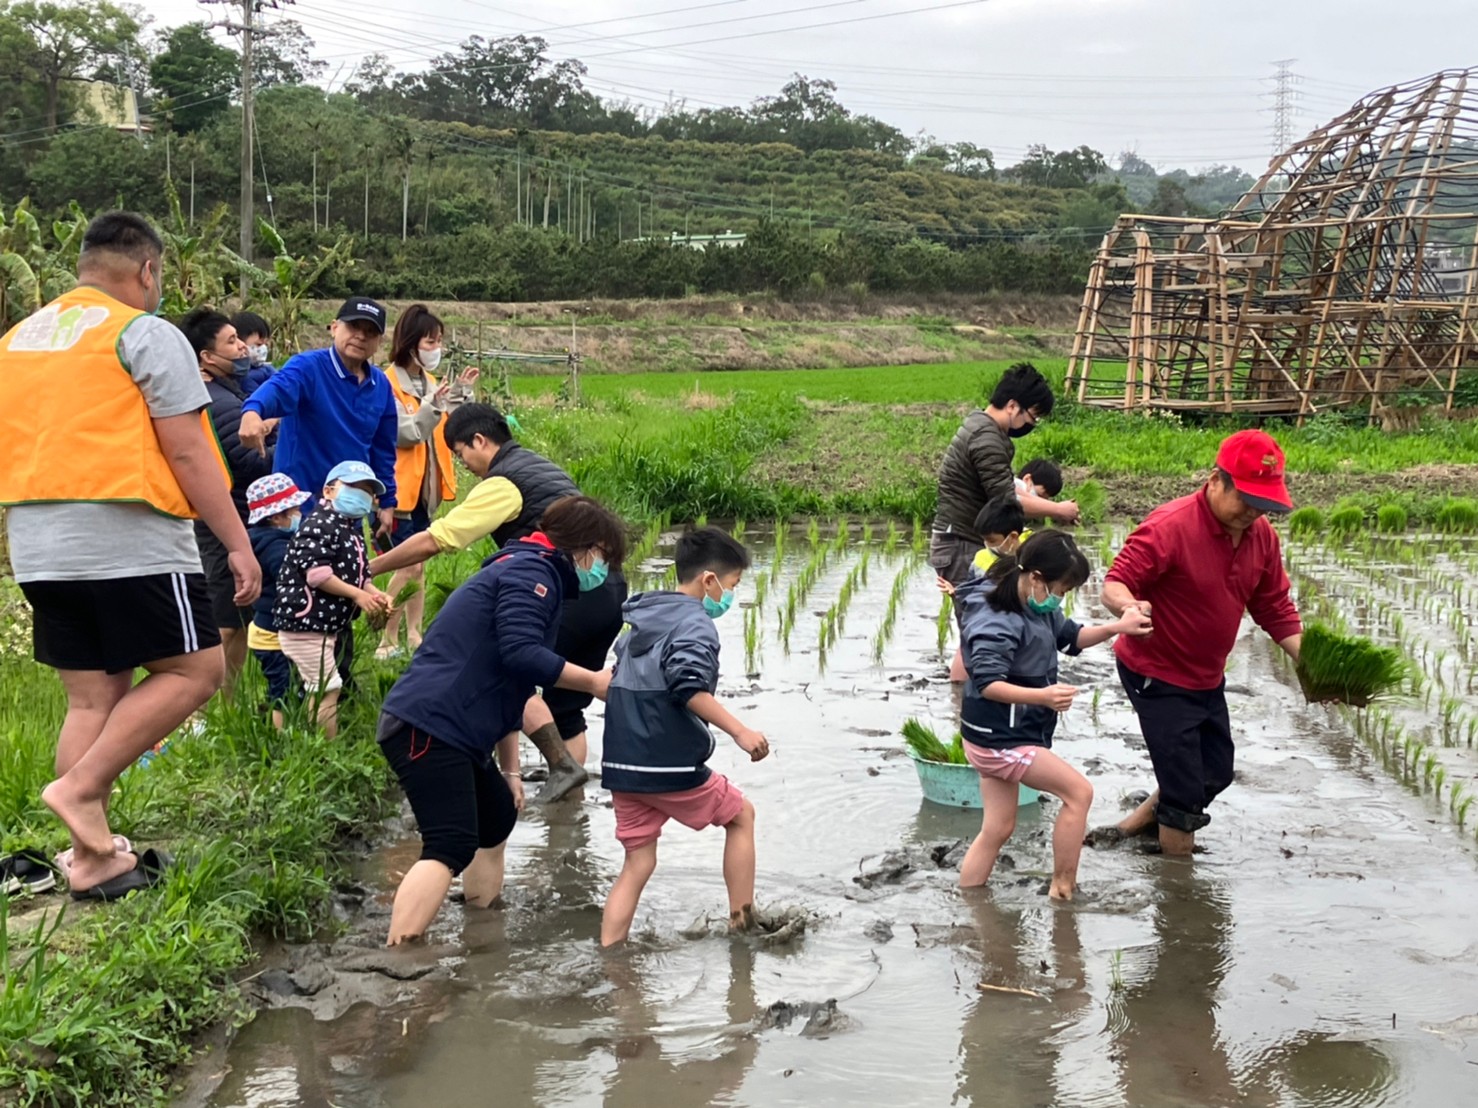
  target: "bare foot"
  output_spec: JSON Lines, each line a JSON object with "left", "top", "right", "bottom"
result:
{"left": 1048, "top": 883, "right": 1076, "bottom": 901}
{"left": 67, "top": 849, "right": 139, "bottom": 893}
{"left": 729, "top": 903, "right": 758, "bottom": 932}
{"left": 41, "top": 779, "right": 114, "bottom": 859}
{"left": 56, "top": 835, "right": 132, "bottom": 874}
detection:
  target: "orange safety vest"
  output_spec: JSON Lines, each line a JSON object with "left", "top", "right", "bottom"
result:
{"left": 0, "top": 286, "right": 227, "bottom": 519}
{"left": 387, "top": 364, "right": 457, "bottom": 514}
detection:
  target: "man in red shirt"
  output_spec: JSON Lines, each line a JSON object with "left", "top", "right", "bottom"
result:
{"left": 1099, "top": 430, "right": 1304, "bottom": 856}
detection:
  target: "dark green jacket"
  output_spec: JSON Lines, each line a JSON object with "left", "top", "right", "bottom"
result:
{"left": 932, "top": 410, "right": 1015, "bottom": 535}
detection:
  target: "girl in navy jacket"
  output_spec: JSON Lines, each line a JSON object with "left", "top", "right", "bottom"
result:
{"left": 957, "top": 531, "right": 1150, "bottom": 899}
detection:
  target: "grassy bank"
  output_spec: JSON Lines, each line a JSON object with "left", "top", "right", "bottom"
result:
{"left": 0, "top": 541, "right": 494, "bottom": 1106}
{"left": 508, "top": 359, "right": 1478, "bottom": 522}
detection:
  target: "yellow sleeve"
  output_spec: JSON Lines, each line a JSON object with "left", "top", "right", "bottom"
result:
{"left": 427, "top": 477, "right": 523, "bottom": 552}
{"left": 972, "top": 548, "right": 998, "bottom": 574}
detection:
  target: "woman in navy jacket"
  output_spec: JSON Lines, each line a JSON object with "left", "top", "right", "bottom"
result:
{"left": 376, "top": 495, "right": 628, "bottom": 944}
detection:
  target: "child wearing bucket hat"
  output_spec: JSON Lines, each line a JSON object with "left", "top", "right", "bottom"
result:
{"left": 246, "top": 474, "right": 312, "bottom": 727}
{"left": 272, "top": 461, "right": 393, "bottom": 737}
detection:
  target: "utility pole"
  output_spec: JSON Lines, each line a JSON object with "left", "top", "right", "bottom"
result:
{"left": 206, "top": 0, "right": 290, "bottom": 295}
{"left": 1267, "top": 59, "right": 1301, "bottom": 156}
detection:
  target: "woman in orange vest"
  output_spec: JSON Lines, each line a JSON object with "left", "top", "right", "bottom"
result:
{"left": 377, "top": 304, "right": 477, "bottom": 658}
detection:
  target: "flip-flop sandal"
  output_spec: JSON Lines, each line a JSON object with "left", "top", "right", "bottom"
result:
{"left": 68, "top": 848, "right": 174, "bottom": 903}
{"left": 0, "top": 849, "right": 59, "bottom": 896}
{"left": 54, "top": 836, "right": 133, "bottom": 876}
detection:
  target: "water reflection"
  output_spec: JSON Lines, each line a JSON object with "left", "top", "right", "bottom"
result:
{"left": 603, "top": 943, "right": 761, "bottom": 1108}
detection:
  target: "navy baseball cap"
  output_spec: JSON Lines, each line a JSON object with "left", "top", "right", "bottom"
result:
{"left": 335, "top": 297, "right": 387, "bottom": 333}
{"left": 326, "top": 459, "right": 386, "bottom": 494}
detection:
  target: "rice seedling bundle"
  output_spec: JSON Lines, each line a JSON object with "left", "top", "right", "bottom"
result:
{"left": 1328, "top": 506, "right": 1364, "bottom": 538}
{"left": 1376, "top": 505, "right": 1408, "bottom": 534}
{"left": 901, "top": 718, "right": 968, "bottom": 764}
{"left": 1435, "top": 498, "right": 1478, "bottom": 534}
{"left": 1288, "top": 507, "right": 1326, "bottom": 537}
{"left": 1295, "top": 623, "right": 1408, "bottom": 707}
{"left": 1069, "top": 479, "right": 1107, "bottom": 526}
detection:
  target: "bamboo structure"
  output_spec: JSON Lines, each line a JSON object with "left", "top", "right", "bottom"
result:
{"left": 1067, "top": 69, "right": 1478, "bottom": 420}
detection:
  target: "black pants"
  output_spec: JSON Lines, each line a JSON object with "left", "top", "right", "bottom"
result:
{"left": 377, "top": 713, "right": 518, "bottom": 875}
{"left": 544, "top": 571, "right": 628, "bottom": 740}
{"left": 1117, "top": 660, "right": 1233, "bottom": 833}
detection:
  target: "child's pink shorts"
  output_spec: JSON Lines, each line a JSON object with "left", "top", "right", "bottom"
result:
{"left": 612, "top": 772, "right": 747, "bottom": 851}
{"left": 964, "top": 741, "right": 1038, "bottom": 784}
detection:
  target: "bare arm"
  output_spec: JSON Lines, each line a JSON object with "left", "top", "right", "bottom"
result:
{"left": 1074, "top": 608, "right": 1151, "bottom": 651}
{"left": 1019, "top": 490, "right": 1079, "bottom": 524}
{"left": 154, "top": 412, "right": 261, "bottom": 605}
{"left": 687, "top": 691, "right": 769, "bottom": 760}
{"left": 1277, "top": 633, "right": 1302, "bottom": 663}
{"left": 368, "top": 530, "right": 440, "bottom": 576}
{"left": 551, "top": 663, "right": 611, "bottom": 699}
{"left": 1101, "top": 580, "right": 1152, "bottom": 619}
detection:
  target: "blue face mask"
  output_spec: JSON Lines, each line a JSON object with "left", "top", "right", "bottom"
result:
{"left": 285, "top": 514, "right": 301, "bottom": 533}
{"left": 576, "top": 556, "right": 608, "bottom": 592}
{"left": 332, "top": 486, "right": 374, "bottom": 519}
{"left": 703, "top": 587, "right": 735, "bottom": 619}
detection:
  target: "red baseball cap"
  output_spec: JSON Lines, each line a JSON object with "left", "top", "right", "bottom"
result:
{"left": 1214, "top": 429, "right": 1293, "bottom": 513}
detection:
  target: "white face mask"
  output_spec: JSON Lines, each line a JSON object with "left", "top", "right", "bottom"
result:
{"left": 248, "top": 344, "right": 270, "bottom": 366}
{"left": 417, "top": 348, "right": 442, "bottom": 372}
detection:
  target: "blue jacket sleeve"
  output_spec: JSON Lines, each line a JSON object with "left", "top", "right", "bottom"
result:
{"left": 492, "top": 566, "right": 567, "bottom": 688}
{"left": 242, "top": 354, "right": 308, "bottom": 419}
{"left": 964, "top": 610, "right": 1022, "bottom": 689}
{"left": 373, "top": 382, "right": 399, "bottom": 509}
{"left": 662, "top": 625, "right": 720, "bottom": 700}
{"left": 1054, "top": 614, "right": 1085, "bottom": 656}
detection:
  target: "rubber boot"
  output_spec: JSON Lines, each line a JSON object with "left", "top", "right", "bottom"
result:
{"left": 527, "top": 723, "right": 588, "bottom": 803}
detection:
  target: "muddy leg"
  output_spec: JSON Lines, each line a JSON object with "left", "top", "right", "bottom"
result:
{"left": 387, "top": 859, "right": 455, "bottom": 944}
{"left": 723, "top": 801, "right": 757, "bottom": 930}
{"left": 959, "top": 775, "right": 1019, "bottom": 888}
{"left": 461, "top": 843, "right": 506, "bottom": 908}
{"left": 315, "top": 688, "right": 341, "bottom": 739}
{"left": 1020, "top": 749, "right": 1093, "bottom": 900}
{"left": 1158, "top": 826, "right": 1196, "bottom": 856}
{"left": 1118, "top": 789, "right": 1159, "bottom": 836}
{"left": 522, "top": 696, "right": 588, "bottom": 803}
{"left": 602, "top": 842, "right": 658, "bottom": 947}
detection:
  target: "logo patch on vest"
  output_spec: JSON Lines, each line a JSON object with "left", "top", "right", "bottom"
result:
{"left": 5, "top": 303, "right": 110, "bottom": 352}
{"left": 533, "top": 583, "right": 548, "bottom": 598}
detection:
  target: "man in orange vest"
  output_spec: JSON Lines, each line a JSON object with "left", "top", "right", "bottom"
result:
{"left": 0, "top": 211, "right": 261, "bottom": 901}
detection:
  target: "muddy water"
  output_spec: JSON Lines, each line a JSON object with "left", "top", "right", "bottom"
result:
{"left": 199, "top": 532, "right": 1478, "bottom": 1108}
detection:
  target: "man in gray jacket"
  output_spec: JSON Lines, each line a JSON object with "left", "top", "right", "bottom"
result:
{"left": 930, "top": 362, "right": 1064, "bottom": 588}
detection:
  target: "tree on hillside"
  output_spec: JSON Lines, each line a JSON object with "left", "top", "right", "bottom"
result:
{"left": 252, "top": 19, "right": 324, "bottom": 88}
{"left": 150, "top": 22, "right": 235, "bottom": 133}
{"left": 750, "top": 74, "right": 907, "bottom": 154}
{"left": 0, "top": 10, "right": 47, "bottom": 135}
{"left": 4, "top": 0, "right": 141, "bottom": 133}
{"left": 395, "top": 35, "right": 595, "bottom": 130}
{"left": 1010, "top": 144, "right": 1108, "bottom": 189}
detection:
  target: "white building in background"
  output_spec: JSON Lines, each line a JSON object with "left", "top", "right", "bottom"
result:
{"left": 69, "top": 80, "right": 152, "bottom": 136}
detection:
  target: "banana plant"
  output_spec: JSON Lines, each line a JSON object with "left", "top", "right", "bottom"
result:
{"left": 245, "top": 218, "right": 355, "bottom": 354}
{"left": 157, "top": 177, "right": 248, "bottom": 317}
{"left": 0, "top": 198, "right": 84, "bottom": 330}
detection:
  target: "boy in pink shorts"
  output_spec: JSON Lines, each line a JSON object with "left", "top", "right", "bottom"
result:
{"left": 600, "top": 527, "right": 770, "bottom": 947}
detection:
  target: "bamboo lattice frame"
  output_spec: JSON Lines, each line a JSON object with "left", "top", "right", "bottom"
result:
{"left": 1066, "top": 69, "right": 1478, "bottom": 420}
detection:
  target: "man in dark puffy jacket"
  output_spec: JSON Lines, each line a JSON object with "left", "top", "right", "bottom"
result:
{"left": 179, "top": 308, "right": 275, "bottom": 688}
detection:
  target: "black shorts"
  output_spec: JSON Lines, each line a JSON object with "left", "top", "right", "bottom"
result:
{"left": 544, "top": 571, "right": 628, "bottom": 740}
{"left": 22, "top": 573, "right": 222, "bottom": 674}
{"left": 195, "top": 523, "right": 253, "bottom": 630}
{"left": 1117, "top": 660, "right": 1234, "bottom": 833}
{"left": 377, "top": 713, "right": 518, "bottom": 875}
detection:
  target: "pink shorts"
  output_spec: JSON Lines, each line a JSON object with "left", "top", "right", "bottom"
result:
{"left": 612, "top": 773, "right": 747, "bottom": 851}
{"left": 964, "top": 741, "right": 1038, "bottom": 784}
{"left": 278, "top": 631, "right": 342, "bottom": 693}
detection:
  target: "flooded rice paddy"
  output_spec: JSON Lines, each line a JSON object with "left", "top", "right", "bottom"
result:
{"left": 196, "top": 525, "right": 1478, "bottom": 1108}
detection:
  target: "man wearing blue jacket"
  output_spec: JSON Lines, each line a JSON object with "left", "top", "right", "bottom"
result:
{"left": 237, "top": 297, "right": 399, "bottom": 542}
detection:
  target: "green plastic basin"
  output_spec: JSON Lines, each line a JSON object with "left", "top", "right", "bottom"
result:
{"left": 908, "top": 751, "right": 1040, "bottom": 809}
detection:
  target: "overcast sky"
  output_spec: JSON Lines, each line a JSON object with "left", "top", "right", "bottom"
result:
{"left": 152, "top": 0, "right": 1478, "bottom": 174}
